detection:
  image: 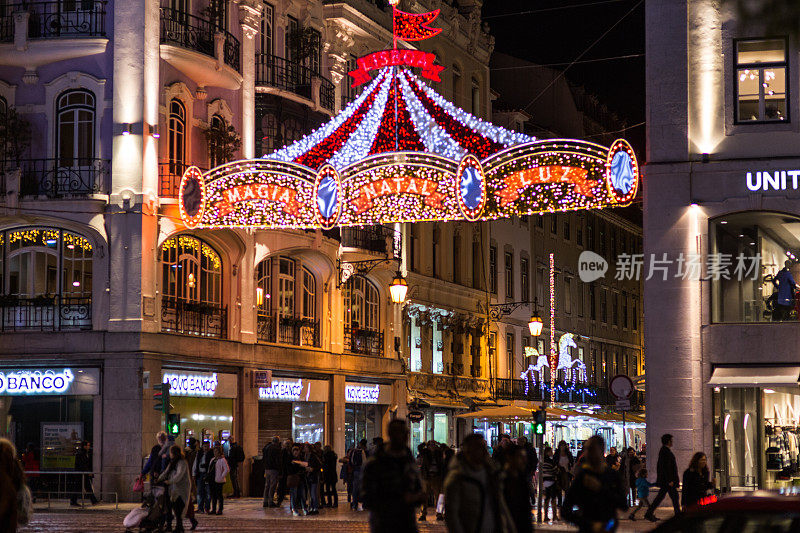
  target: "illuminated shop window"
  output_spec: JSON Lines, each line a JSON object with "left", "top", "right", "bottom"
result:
{"left": 735, "top": 39, "right": 788, "bottom": 122}
{"left": 711, "top": 212, "right": 800, "bottom": 323}
{"left": 160, "top": 235, "right": 222, "bottom": 305}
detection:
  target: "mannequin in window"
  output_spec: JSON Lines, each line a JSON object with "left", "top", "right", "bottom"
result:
{"left": 773, "top": 260, "right": 797, "bottom": 321}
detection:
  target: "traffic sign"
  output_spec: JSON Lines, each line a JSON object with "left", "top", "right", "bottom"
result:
{"left": 609, "top": 374, "right": 634, "bottom": 400}
{"left": 615, "top": 399, "right": 631, "bottom": 411}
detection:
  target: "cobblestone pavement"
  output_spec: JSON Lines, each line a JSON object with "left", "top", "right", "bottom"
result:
{"left": 20, "top": 497, "right": 676, "bottom": 532}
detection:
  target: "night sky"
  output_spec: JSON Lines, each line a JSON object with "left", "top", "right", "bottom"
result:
{"left": 483, "top": 0, "right": 646, "bottom": 156}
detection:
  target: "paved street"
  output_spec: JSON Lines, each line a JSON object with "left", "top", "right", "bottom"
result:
{"left": 19, "top": 498, "right": 677, "bottom": 532}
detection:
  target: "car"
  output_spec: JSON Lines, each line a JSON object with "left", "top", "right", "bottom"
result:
{"left": 651, "top": 492, "right": 800, "bottom": 533}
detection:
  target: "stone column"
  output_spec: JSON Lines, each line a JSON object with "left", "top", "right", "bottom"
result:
{"left": 331, "top": 374, "right": 346, "bottom": 459}
{"left": 239, "top": 0, "right": 261, "bottom": 159}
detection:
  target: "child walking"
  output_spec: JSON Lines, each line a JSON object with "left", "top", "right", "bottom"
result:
{"left": 629, "top": 469, "right": 653, "bottom": 521}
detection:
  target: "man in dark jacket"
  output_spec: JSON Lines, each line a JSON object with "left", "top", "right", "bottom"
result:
{"left": 517, "top": 436, "right": 538, "bottom": 506}
{"left": 193, "top": 440, "right": 213, "bottom": 513}
{"left": 262, "top": 436, "right": 281, "bottom": 507}
{"left": 70, "top": 441, "right": 98, "bottom": 505}
{"left": 276, "top": 438, "right": 293, "bottom": 506}
{"left": 644, "top": 434, "right": 680, "bottom": 521}
{"left": 227, "top": 436, "right": 245, "bottom": 498}
{"left": 361, "top": 420, "right": 425, "bottom": 533}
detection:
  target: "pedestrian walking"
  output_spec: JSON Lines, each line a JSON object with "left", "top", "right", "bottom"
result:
{"left": 193, "top": 441, "right": 213, "bottom": 514}
{"left": 562, "top": 435, "right": 627, "bottom": 533}
{"left": 628, "top": 469, "right": 653, "bottom": 520}
{"left": 517, "top": 436, "right": 538, "bottom": 507}
{"left": 621, "top": 447, "right": 641, "bottom": 505}
{"left": 287, "top": 445, "right": 308, "bottom": 516}
{"left": 350, "top": 439, "right": 367, "bottom": 511}
{"left": 157, "top": 445, "right": 196, "bottom": 532}
{"left": 605, "top": 446, "right": 620, "bottom": 470}
{"left": 540, "top": 446, "right": 559, "bottom": 522}
{"left": 418, "top": 441, "right": 444, "bottom": 521}
{"left": 553, "top": 440, "right": 574, "bottom": 507}
{"left": 70, "top": 441, "right": 97, "bottom": 506}
{"left": 444, "top": 433, "right": 515, "bottom": 533}
{"left": 340, "top": 448, "right": 353, "bottom": 504}
{"left": 361, "top": 419, "right": 425, "bottom": 533}
{"left": 208, "top": 446, "right": 229, "bottom": 515}
{"left": 681, "top": 452, "right": 714, "bottom": 511}
{"left": 503, "top": 444, "right": 533, "bottom": 533}
{"left": 643, "top": 434, "right": 681, "bottom": 522}
{"left": 262, "top": 436, "right": 281, "bottom": 507}
{"left": 322, "top": 445, "right": 338, "bottom": 508}
{"left": 182, "top": 439, "right": 198, "bottom": 529}
{"left": 491, "top": 434, "right": 513, "bottom": 468}
{"left": 227, "top": 436, "right": 245, "bottom": 498}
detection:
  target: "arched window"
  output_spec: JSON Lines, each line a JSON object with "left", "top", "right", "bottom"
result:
{"left": 343, "top": 275, "right": 382, "bottom": 356}
{"left": 160, "top": 235, "right": 222, "bottom": 304}
{"left": 254, "top": 256, "right": 319, "bottom": 346}
{"left": 282, "top": 117, "right": 303, "bottom": 147}
{"left": 56, "top": 90, "right": 95, "bottom": 167}
{"left": 168, "top": 99, "right": 186, "bottom": 174}
{"left": 0, "top": 227, "right": 93, "bottom": 331}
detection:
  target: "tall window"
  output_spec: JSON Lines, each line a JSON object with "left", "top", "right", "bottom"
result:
{"left": 208, "top": 114, "right": 225, "bottom": 168}
{"left": 564, "top": 277, "right": 572, "bottom": 315}
{"left": 632, "top": 298, "right": 638, "bottom": 330}
{"left": 589, "top": 283, "right": 597, "bottom": 320}
{"left": 342, "top": 55, "right": 359, "bottom": 108}
{"left": 577, "top": 280, "right": 584, "bottom": 317}
{"left": 260, "top": 2, "right": 273, "bottom": 55}
{"left": 489, "top": 245, "right": 497, "bottom": 294}
{"left": 160, "top": 235, "right": 222, "bottom": 304}
{"left": 410, "top": 224, "right": 419, "bottom": 273}
{"left": 577, "top": 218, "right": 583, "bottom": 246}
{"left": 736, "top": 38, "right": 787, "bottom": 122}
{"left": 168, "top": 99, "right": 186, "bottom": 174}
{"left": 520, "top": 257, "right": 529, "bottom": 302}
{"left": 343, "top": 275, "right": 379, "bottom": 331}
{"left": 601, "top": 288, "right": 608, "bottom": 323}
{"left": 506, "top": 332, "right": 515, "bottom": 378}
{"left": 432, "top": 225, "right": 440, "bottom": 278}
{"left": 278, "top": 256, "right": 295, "bottom": 318}
{"left": 471, "top": 78, "right": 480, "bottom": 116}
{"left": 452, "top": 64, "right": 462, "bottom": 106}
{"left": 472, "top": 239, "right": 481, "bottom": 289}
{"left": 452, "top": 233, "right": 461, "bottom": 284}
{"left": 286, "top": 16, "right": 298, "bottom": 61}
{"left": 255, "top": 257, "right": 271, "bottom": 314}
{"left": 564, "top": 216, "right": 570, "bottom": 240}
{"left": 301, "top": 267, "right": 315, "bottom": 319}
{"left": 309, "top": 28, "right": 321, "bottom": 74}
{"left": 612, "top": 292, "right": 618, "bottom": 325}
{"left": 622, "top": 292, "right": 628, "bottom": 328}
{"left": 56, "top": 90, "right": 95, "bottom": 167}
{"left": 504, "top": 251, "right": 513, "bottom": 299}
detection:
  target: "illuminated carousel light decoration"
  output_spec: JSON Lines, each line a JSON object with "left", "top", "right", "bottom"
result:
{"left": 177, "top": 8, "right": 640, "bottom": 230}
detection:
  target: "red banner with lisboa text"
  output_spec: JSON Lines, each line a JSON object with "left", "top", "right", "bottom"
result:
{"left": 349, "top": 49, "right": 444, "bottom": 87}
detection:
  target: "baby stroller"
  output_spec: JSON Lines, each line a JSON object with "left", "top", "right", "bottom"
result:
{"left": 124, "top": 485, "right": 170, "bottom": 532}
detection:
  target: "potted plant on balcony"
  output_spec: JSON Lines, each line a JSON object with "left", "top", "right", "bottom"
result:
{"left": 202, "top": 117, "right": 241, "bottom": 168}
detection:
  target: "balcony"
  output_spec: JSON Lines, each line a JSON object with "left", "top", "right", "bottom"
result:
{"left": 344, "top": 327, "right": 384, "bottom": 356}
{"left": 159, "top": 162, "right": 207, "bottom": 199}
{"left": 161, "top": 297, "right": 227, "bottom": 339}
{"left": 255, "top": 53, "right": 335, "bottom": 112}
{"left": 159, "top": 8, "right": 241, "bottom": 89}
{"left": 0, "top": 1, "right": 108, "bottom": 75}
{"left": 494, "top": 378, "right": 646, "bottom": 409}
{"left": 340, "top": 225, "right": 402, "bottom": 262}
{"left": 2, "top": 158, "right": 108, "bottom": 198}
{"left": 256, "top": 310, "right": 320, "bottom": 347}
{"left": 0, "top": 296, "right": 91, "bottom": 332}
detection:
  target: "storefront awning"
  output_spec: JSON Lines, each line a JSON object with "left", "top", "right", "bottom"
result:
{"left": 708, "top": 366, "right": 800, "bottom": 388}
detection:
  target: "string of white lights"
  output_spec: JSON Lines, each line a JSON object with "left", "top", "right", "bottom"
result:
{"left": 399, "top": 71, "right": 467, "bottom": 160}
{"left": 329, "top": 70, "right": 393, "bottom": 169}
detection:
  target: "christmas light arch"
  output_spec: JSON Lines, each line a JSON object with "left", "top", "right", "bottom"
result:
{"left": 178, "top": 9, "right": 640, "bottom": 230}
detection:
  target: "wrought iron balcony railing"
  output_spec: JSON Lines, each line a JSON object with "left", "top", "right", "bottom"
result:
{"left": 158, "top": 162, "right": 207, "bottom": 198}
{"left": 0, "top": 0, "right": 107, "bottom": 42}
{"left": 159, "top": 8, "right": 240, "bottom": 72}
{"left": 344, "top": 327, "right": 384, "bottom": 357}
{"left": 161, "top": 297, "right": 227, "bottom": 339}
{"left": 256, "top": 310, "right": 320, "bottom": 347}
{"left": 2, "top": 158, "right": 108, "bottom": 197}
{"left": 341, "top": 225, "right": 401, "bottom": 258}
{"left": 494, "top": 377, "right": 645, "bottom": 409}
{"left": 0, "top": 295, "right": 91, "bottom": 332}
{"left": 255, "top": 53, "right": 335, "bottom": 111}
